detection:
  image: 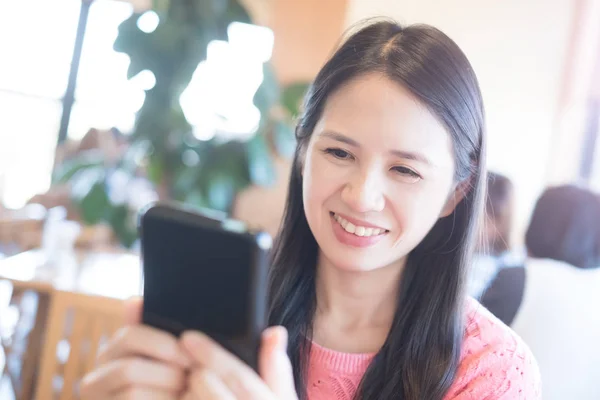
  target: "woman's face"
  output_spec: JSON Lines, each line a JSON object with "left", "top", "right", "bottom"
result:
{"left": 302, "top": 73, "right": 461, "bottom": 272}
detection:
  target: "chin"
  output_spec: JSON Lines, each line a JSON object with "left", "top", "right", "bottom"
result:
{"left": 332, "top": 259, "right": 374, "bottom": 272}
{"left": 321, "top": 246, "right": 390, "bottom": 273}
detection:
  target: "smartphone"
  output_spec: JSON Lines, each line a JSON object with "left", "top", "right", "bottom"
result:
{"left": 138, "top": 203, "right": 272, "bottom": 370}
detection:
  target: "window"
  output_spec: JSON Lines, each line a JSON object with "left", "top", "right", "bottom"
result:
{"left": 0, "top": 0, "right": 80, "bottom": 99}
{"left": 0, "top": 0, "right": 80, "bottom": 208}
{"left": 0, "top": 0, "right": 140, "bottom": 207}
{"left": 181, "top": 22, "right": 274, "bottom": 142}
{"left": 71, "top": 0, "right": 143, "bottom": 139}
{"left": 0, "top": 0, "right": 274, "bottom": 208}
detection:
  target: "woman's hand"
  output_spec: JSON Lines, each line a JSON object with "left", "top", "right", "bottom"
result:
{"left": 80, "top": 298, "right": 192, "bottom": 400}
{"left": 180, "top": 326, "right": 298, "bottom": 400}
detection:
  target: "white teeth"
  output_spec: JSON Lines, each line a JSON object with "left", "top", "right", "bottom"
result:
{"left": 333, "top": 214, "right": 386, "bottom": 237}
{"left": 346, "top": 222, "right": 356, "bottom": 234}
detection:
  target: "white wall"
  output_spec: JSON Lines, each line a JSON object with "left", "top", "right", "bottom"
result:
{"left": 345, "top": 0, "right": 575, "bottom": 241}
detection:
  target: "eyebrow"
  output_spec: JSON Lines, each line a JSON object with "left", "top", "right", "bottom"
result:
{"left": 318, "top": 130, "right": 433, "bottom": 166}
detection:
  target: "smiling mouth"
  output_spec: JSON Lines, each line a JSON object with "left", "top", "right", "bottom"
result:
{"left": 330, "top": 212, "right": 389, "bottom": 237}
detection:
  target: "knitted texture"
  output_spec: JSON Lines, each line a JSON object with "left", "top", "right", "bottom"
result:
{"left": 307, "top": 299, "right": 541, "bottom": 399}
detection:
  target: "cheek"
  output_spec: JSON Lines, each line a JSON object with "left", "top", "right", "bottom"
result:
{"left": 303, "top": 150, "right": 342, "bottom": 205}
{"left": 302, "top": 151, "right": 347, "bottom": 233}
{"left": 302, "top": 152, "right": 326, "bottom": 223}
{"left": 387, "top": 187, "right": 420, "bottom": 233}
{"left": 389, "top": 181, "right": 453, "bottom": 238}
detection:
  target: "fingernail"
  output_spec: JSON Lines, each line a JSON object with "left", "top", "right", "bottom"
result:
{"left": 182, "top": 331, "right": 205, "bottom": 350}
{"left": 276, "top": 326, "right": 288, "bottom": 353}
{"left": 177, "top": 351, "right": 192, "bottom": 368}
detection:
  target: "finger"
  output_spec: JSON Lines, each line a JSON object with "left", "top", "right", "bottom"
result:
{"left": 81, "top": 386, "right": 177, "bottom": 400}
{"left": 80, "top": 357, "right": 187, "bottom": 397}
{"left": 180, "top": 393, "right": 195, "bottom": 400}
{"left": 186, "top": 369, "right": 236, "bottom": 400}
{"left": 112, "top": 388, "right": 178, "bottom": 400}
{"left": 97, "top": 325, "right": 191, "bottom": 368}
{"left": 260, "top": 326, "right": 297, "bottom": 399}
{"left": 181, "top": 331, "right": 273, "bottom": 398}
{"left": 124, "top": 296, "right": 143, "bottom": 325}
{"left": 181, "top": 331, "right": 253, "bottom": 374}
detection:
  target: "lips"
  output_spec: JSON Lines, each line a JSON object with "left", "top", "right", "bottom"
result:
{"left": 332, "top": 213, "right": 387, "bottom": 237}
{"left": 329, "top": 212, "right": 388, "bottom": 248}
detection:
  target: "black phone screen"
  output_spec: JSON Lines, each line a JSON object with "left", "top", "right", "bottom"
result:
{"left": 142, "top": 213, "right": 255, "bottom": 338}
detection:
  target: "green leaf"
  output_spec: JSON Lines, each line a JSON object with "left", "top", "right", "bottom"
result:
{"left": 112, "top": 0, "right": 277, "bottom": 217}
{"left": 70, "top": 167, "right": 105, "bottom": 201}
{"left": 107, "top": 205, "right": 138, "bottom": 248}
{"left": 114, "top": 14, "right": 151, "bottom": 79}
{"left": 151, "top": 18, "right": 188, "bottom": 54}
{"left": 273, "top": 120, "right": 296, "bottom": 158}
{"left": 52, "top": 151, "right": 104, "bottom": 184}
{"left": 205, "top": 174, "right": 236, "bottom": 212}
{"left": 246, "top": 133, "right": 275, "bottom": 186}
{"left": 70, "top": 168, "right": 110, "bottom": 225}
{"left": 282, "top": 82, "right": 310, "bottom": 117}
{"left": 253, "top": 63, "right": 280, "bottom": 117}
{"left": 119, "top": 140, "right": 152, "bottom": 174}
{"left": 183, "top": 189, "right": 208, "bottom": 209}
{"left": 225, "top": 0, "right": 251, "bottom": 24}
{"left": 146, "top": 155, "right": 165, "bottom": 185}
{"left": 194, "top": 0, "right": 230, "bottom": 22}
{"left": 169, "top": 104, "right": 193, "bottom": 135}
{"left": 172, "top": 165, "right": 201, "bottom": 200}
{"left": 152, "top": 0, "right": 170, "bottom": 14}
{"left": 194, "top": 140, "right": 251, "bottom": 212}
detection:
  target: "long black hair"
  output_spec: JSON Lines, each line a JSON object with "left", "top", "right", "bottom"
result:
{"left": 526, "top": 184, "right": 600, "bottom": 269}
{"left": 268, "top": 20, "right": 486, "bottom": 400}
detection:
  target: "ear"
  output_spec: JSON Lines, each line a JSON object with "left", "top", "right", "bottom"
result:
{"left": 440, "top": 179, "right": 470, "bottom": 218}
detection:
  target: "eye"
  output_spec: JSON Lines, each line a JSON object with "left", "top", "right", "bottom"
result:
{"left": 392, "top": 166, "right": 422, "bottom": 182}
{"left": 324, "top": 147, "right": 354, "bottom": 160}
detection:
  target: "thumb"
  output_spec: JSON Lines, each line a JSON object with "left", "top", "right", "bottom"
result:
{"left": 124, "top": 296, "right": 143, "bottom": 325}
{"left": 259, "top": 327, "right": 298, "bottom": 400}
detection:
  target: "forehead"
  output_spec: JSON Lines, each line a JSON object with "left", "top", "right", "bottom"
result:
{"left": 314, "top": 73, "right": 454, "bottom": 164}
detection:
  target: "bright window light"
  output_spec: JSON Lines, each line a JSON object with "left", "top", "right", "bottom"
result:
{"left": 130, "top": 69, "right": 156, "bottom": 91}
{"left": 72, "top": 0, "right": 140, "bottom": 139}
{"left": 227, "top": 22, "right": 274, "bottom": 63}
{"left": 137, "top": 11, "right": 159, "bottom": 33}
{"left": 180, "top": 23, "right": 274, "bottom": 142}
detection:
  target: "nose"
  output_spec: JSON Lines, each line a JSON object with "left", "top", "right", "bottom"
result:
{"left": 341, "top": 169, "right": 385, "bottom": 213}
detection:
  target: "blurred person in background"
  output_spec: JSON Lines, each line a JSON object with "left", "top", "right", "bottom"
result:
{"left": 467, "top": 172, "right": 523, "bottom": 299}
{"left": 482, "top": 184, "right": 600, "bottom": 400}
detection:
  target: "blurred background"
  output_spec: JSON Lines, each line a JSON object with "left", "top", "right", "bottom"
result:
{"left": 0, "top": 0, "right": 598, "bottom": 399}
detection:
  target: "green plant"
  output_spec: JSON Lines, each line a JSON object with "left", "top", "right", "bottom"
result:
{"left": 53, "top": 150, "right": 150, "bottom": 248}
{"left": 58, "top": 0, "right": 309, "bottom": 248}
{"left": 113, "top": 0, "right": 309, "bottom": 212}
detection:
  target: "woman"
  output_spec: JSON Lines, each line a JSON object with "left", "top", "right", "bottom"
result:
{"left": 467, "top": 171, "right": 520, "bottom": 299}
{"left": 483, "top": 185, "right": 600, "bottom": 399}
{"left": 81, "top": 20, "right": 540, "bottom": 400}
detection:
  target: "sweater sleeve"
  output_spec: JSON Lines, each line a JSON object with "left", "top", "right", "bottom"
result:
{"left": 444, "top": 302, "right": 542, "bottom": 400}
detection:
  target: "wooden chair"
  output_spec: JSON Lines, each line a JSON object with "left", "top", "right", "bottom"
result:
{"left": 0, "top": 283, "right": 50, "bottom": 400}
{"left": 35, "top": 291, "right": 125, "bottom": 400}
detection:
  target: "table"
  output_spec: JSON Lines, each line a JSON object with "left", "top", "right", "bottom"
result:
{"left": 0, "top": 249, "right": 141, "bottom": 399}
{"left": 0, "top": 249, "right": 142, "bottom": 299}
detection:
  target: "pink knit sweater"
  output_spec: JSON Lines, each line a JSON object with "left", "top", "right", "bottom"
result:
{"left": 307, "top": 299, "right": 541, "bottom": 399}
